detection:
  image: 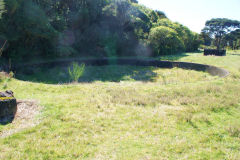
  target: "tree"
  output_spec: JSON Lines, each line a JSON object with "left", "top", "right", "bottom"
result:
{"left": 224, "top": 29, "right": 240, "bottom": 50}
{"left": 202, "top": 18, "right": 240, "bottom": 50}
{"left": 153, "top": 19, "right": 201, "bottom": 52}
{"left": 0, "top": 0, "right": 6, "bottom": 56}
{"left": 200, "top": 32, "right": 212, "bottom": 46}
{"left": 0, "top": 0, "right": 200, "bottom": 60}
{"left": 0, "top": 0, "right": 5, "bottom": 18}
{"left": 0, "top": 0, "right": 58, "bottom": 59}
{"left": 148, "top": 26, "right": 184, "bottom": 56}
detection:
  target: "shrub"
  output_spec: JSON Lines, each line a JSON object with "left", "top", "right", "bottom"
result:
{"left": 148, "top": 26, "right": 184, "bottom": 56}
{"left": 68, "top": 62, "right": 85, "bottom": 83}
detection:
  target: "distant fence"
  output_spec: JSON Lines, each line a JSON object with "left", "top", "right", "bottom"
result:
{"left": 204, "top": 49, "right": 226, "bottom": 56}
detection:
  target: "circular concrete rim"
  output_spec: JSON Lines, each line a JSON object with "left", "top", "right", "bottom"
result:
{"left": 13, "top": 58, "right": 229, "bottom": 78}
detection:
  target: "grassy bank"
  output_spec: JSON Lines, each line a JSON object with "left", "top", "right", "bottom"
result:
{"left": 0, "top": 51, "right": 240, "bottom": 159}
{"left": 15, "top": 65, "right": 216, "bottom": 84}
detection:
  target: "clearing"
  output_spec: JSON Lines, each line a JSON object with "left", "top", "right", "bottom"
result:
{"left": 0, "top": 51, "right": 240, "bottom": 160}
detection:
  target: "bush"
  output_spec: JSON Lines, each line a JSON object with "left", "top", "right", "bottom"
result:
{"left": 68, "top": 62, "right": 85, "bottom": 83}
{"left": 148, "top": 26, "right": 184, "bottom": 56}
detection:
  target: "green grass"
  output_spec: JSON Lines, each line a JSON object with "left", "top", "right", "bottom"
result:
{"left": 16, "top": 65, "right": 215, "bottom": 84}
{"left": 0, "top": 51, "right": 240, "bottom": 159}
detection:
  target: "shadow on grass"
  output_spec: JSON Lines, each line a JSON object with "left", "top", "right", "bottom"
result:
{"left": 229, "top": 54, "right": 240, "bottom": 56}
{"left": 14, "top": 52, "right": 214, "bottom": 84}
{"left": 15, "top": 65, "right": 158, "bottom": 84}
{"left": 158, "top": 52, "right": 193, "bottom": 61}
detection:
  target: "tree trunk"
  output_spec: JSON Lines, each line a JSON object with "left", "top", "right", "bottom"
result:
{"left": 216, "top": 37, "right": 221, "bottom": 51}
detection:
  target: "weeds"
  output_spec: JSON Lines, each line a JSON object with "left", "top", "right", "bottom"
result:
{"left": 68, "top": 62, "right": 85, "bottom": 82}
{"left": 0, "top": 71, "right": 14, "bottom": 89}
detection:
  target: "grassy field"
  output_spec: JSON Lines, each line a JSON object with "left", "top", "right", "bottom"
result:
{"left": 15, "top": 65, "right": 216, "bottom": 84}
{"left": 0, "top": 51, "right": 240, "bottom": 159}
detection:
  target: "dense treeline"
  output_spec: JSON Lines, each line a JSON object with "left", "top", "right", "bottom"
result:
{"left": 0, "top": 0, "right": 201, "bottom": 61}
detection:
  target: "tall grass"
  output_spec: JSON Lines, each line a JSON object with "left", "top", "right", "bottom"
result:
{"left": 68, "top": 62, "right": 85, "bottom": 82}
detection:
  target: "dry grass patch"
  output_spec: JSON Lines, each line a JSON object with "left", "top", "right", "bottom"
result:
{"left": 227, "top": 123, "right": 240, "bottom": 138}
{"left": 0, "top": 100, "right": 42, "bottom": 138}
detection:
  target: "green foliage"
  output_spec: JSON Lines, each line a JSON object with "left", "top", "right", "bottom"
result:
{"left": 153, "top": 19, "right": 201, "bottom": 52}
{"left": 148, "top": 26, "right": 184, "bottom": 56}
{"left": 0, "top": 0, "right": 200, "bottom": 60}
{"left": 101, "top": 34, "right": 118, "bottom": 57}
{"left": 200, "top": 32, "right": 212, "bottom": 46}
{"left": 68, "top": 62, "right": 85, "bottom": 82}
{"left": 0, "top": 0, "right": 5, "bottom": 18}
{"left": 0, "top": 0, "right": 58, "bottom": 59}
{"left": 223, "top": 29, "right": 240, "bottom": 50}
{"left": 202, "top": 18, "right": 240, "bottom": 50}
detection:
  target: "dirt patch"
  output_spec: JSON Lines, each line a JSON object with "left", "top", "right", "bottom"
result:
{"left": 0, "top": 100, "right": 42, "bottom": 138}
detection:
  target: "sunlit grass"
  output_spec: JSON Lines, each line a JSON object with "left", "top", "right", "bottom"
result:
{"left": 0, "top": 51, "right": 240, "bottom": 159}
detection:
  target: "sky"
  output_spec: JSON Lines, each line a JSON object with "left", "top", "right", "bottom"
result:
{"left": 138, "top": 0, "right": 240, "bottom": 33}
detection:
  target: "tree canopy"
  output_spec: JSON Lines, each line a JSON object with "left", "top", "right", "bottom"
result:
{"left": 0, "top": 0, "right": 201, "bottom": 61}
{"left": 223, "top": 29, "right": 240, "bottom": 50}
{"left": 149, "top": 26, "right": 184, "bottom": 55}
{"left": 0, "top": 0, "right": 5, "bottom": 18}
{"left": 202, "top": 18, "right": 240, "bottom": 50}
